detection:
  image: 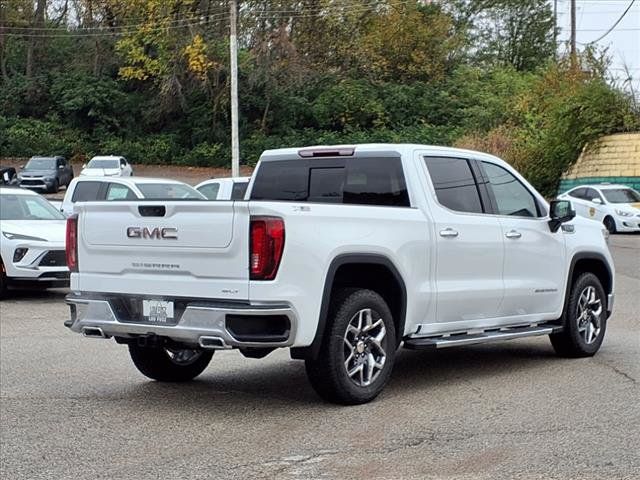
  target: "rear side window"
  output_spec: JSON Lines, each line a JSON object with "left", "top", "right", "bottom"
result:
{"left": 424, "top": 157, "right": 483, "bottom": 214}
{"left": 250, "top": 157, "right": 409, "bottom": 207}
{"left": 230, "top": 181, "right": 249, "bottom": 200}
{"left": 106, "top": 183, "right": 136, "bottom": 200}
{"left": 568, "top": 188, "right": 586, "bottom": 199}
{"left": 71, "top": 181, "right": 102, "bottom": 202}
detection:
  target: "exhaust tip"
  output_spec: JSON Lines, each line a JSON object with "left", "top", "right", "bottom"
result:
{"left": 82, "top": 326, "right": 108, "bottom": 339}
{"left": 198, "top": 336, "right": 230, "bottom": 350}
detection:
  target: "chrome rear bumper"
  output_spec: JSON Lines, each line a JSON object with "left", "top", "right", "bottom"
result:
{"left": 65, "top": 293, "right": 297, "bottom": 349}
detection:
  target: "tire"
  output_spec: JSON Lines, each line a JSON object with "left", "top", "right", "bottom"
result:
{"left": 550, "top": 272, "right": 607, "bottom": 358}
{"left": 0, "top": 261, "right": 8, "bottom": 300}
{"left": 305, "top": 288, "right": 396, "bottom": 405}
{"left": 128, "top": 344, "right": 213, "bottom": 382}
{"left": 603, "top": 216, "right": 617, "bottom": 234}
{"left": 50, "top": 179, "right": 59, "bottom": 194}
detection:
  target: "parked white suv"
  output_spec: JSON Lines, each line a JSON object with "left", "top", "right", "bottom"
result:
{"left": 1, "top": 187, "right": 68, "bottom": 296}
{"left": 80, "top": 156, "right": 133, "bottom": 177}
{"left": 558, "top": 184, "right": 640, "bottom": 233}
{"left": 65, "top": 144, "right": 614, "bottom": 404}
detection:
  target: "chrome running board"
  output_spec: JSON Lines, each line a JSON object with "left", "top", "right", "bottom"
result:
{"left": 403, "top": 325, "right": 562, "bottom": 350}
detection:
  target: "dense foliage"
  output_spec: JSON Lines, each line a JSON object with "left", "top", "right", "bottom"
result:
{"left": 0, "top": 0, "right": 637, "bottom": 194}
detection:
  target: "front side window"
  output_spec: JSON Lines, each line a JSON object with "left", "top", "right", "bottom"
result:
{"left": 197, "top": 183, "right": 221, "bottom": 200}
{"left": 72, "top": 181, "right": 102, "bottom": 202}
{"left": 424, "top": 156, "right": 483, "bottom": 214}
{"left": 482, "top": 162, "right": 539, "bottom": 217}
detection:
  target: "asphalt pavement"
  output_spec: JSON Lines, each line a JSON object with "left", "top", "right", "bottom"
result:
{"left": 1, "top": 236, "right": 638, "bottom": 479}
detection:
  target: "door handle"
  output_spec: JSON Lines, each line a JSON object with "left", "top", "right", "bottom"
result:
{"left": 439, "top": 228, "right": 459, "bottom": 238}
{"left": 505, "top": 230, "right": 522, "bottom": 239}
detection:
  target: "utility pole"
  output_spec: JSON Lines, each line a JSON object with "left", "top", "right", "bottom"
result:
{"left": 570, "top": 0, "right": 577, "bottom": 69}
{"left": 229, "top": 0, "right": 240, "bottom": 177}
{"left": 553, "top": 0, "right": 558, "bottom": 59}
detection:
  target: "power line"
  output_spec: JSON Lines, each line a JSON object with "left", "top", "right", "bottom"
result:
{"left": 2, "top": 0, "right": 407, "bottom": 33}
{"left": 582, "top": 0, "right": 637, "bottom": 44}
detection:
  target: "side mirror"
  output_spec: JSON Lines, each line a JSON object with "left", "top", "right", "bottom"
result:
{"left": 82, "top": 164, "right": 87, "bottom": 169}
{"left": 20, "top": 165, "right": 24, "bottom": 169}
{"left": 549, "top": 200, "right": 576, "bottom": 233}
{"left": 592, "top": 197, "right": 602, "bottom": 205}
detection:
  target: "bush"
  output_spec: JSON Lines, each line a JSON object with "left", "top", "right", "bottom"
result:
{"left": 1, "top": 117, "right": 89, "bottom": 158}
{"left": 181, "top": 142, "right": 227, "bottom": 167}
{"left": 98, "top": 134, "right": 183, "bottom": 165}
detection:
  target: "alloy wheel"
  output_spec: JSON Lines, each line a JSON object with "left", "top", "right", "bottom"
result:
{"left": 576, "top": 286, "right": 602, "bottom": 345}
{"left": 343, "top": 308, "right": 387, "bottom": 387}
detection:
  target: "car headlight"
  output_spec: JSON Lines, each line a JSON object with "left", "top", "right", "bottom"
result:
{"left": 615, "top": 209, "right": 633, "bottom": 217}
{"left": 2, "top": 231, "right": 48, "bottom": 242}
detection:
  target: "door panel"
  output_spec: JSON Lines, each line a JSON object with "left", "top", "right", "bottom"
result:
{"left": 481, "top": 161, "right": 566, "bottom": 316}
{"left": 423, "top": 156, "right": 504, "bottom": 323}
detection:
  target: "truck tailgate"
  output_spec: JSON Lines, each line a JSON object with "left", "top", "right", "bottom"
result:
{"left": 73, "top": 201, "right": 249, "bottom": 300}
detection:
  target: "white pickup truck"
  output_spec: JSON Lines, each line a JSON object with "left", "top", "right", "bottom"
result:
{"left": 65, "top": 144, "right": 615, "bottom": 404}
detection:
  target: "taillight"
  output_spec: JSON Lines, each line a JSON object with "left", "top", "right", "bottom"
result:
{"left": 66, "top": 214, "right": 78, "bottom": 272}
{"left": 250, "top": 216, "right": 285, "bottom": 280}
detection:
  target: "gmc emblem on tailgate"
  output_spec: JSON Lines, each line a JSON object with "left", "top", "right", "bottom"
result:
{"left": 127, "top": 227, "right": 178, "bottom": 240}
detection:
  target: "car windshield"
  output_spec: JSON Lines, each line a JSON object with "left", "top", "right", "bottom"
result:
{"left": 0, "top": 194, "right": 64, "bottom": 220}
{"left": 25, "top": 158, "right": 56, "bottom": 170}
{"left": 601, "top": 188, "right": 640, "bottom": 204}
{"left": 136, "top": 183, "right": 205, "bottom": 200}
{"left": 87, "top": 159, "right": 119, "bottom": 169}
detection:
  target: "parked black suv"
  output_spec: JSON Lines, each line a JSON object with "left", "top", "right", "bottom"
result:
{"left": 18, "top": 156, "right": 74, "bottom": 193}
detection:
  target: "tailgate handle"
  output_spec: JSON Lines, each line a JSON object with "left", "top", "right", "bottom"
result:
{"left": 138, "top": 205, "right": 166, "bottom": 217}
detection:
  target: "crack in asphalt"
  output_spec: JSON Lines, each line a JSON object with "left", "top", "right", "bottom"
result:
{"left": 596, "top": 360, "right": 637, "bottom": 384}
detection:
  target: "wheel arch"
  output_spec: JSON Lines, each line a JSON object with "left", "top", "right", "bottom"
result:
{"left": 293, "top": 253, "right": 407, "bottom": 360}
{"left": 564, "top": 252, "right": 613, "bottom": 317}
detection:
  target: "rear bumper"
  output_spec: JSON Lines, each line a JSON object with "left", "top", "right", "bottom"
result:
{"left": 64, "top": 293, "right": 298, "bottom": 349}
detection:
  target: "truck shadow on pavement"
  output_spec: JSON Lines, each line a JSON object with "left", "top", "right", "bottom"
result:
{"left": 123, "top": 341, "right": 559, "bottom": 409}
{"left": 3, "top": 288, "right": 69, "bottom": 302}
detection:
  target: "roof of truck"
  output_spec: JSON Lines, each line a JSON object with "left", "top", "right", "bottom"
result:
{"left": 260, "top": 144, "right": 505, "bottom": 163}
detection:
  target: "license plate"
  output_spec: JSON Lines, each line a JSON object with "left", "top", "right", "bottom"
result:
{"left": 142, "top": 300, "right": 175, "bottom": 324}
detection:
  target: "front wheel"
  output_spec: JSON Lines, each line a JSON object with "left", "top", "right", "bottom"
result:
{"left": 129, "top": 344, "right": 213, "bottom": 382}
{"left": 550, "top": 272, "right": 607, "bottom": 357}
{"left": 49, "top": 179, "right": 59, "bottom": 194}
{"left": 305, "top": 289, "right": 396, "bottom": 405}
{"left": 603, "top": 216, "right": 617, "bottom": 234}
{"left": 0, "top": 261, "right": 8, "bottom": 299}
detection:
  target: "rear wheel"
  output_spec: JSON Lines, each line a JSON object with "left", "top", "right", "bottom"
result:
{"left": 603, "top": 216, "right": 617, "bottom": 234}
{"left": 128, "top": 344, "right": 213, "bottom": 382}
{"left": 305, "top": 289, "right": 396, "bottom": 405}
{"left": 550, "top": 272, "right": 607, "bottom": 357}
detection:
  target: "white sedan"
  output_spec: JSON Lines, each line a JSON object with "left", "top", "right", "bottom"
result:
{"left": 558, "top": 184, "right": 640, "bottom": 233}
{"left": 195, "top": 176, "right": 250, "bottom": 200}
{"left": 0, "top": 187, "right": 69, "bottom": 297}
{"left": 80, "top": 156, "right": 133, "bottom": 177}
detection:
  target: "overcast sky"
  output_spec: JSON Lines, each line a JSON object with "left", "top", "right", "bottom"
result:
{"left": 555, "top": 0, "right": 640, "bottom": 97}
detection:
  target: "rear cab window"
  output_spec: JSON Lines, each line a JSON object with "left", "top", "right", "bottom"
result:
{"left": 250, "top": 157, "right": 410, "bottom": 207}
{"left": 71, "top": 181, "right": 103, "bottom": 202}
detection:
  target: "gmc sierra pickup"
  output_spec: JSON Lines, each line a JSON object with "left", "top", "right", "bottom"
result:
{"left": 65, "top": 144, "right": 615, "bottom": 404}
